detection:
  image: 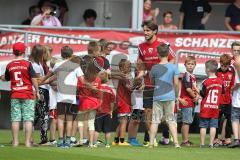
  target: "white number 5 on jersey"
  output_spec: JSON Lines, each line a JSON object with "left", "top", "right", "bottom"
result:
{"left": 14, "top": 72, "right": 23, "bottom": 87}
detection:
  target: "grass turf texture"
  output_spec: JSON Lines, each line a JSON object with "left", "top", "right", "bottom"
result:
{"left": 0, "top": 130, "right": 239, "bottom": 160}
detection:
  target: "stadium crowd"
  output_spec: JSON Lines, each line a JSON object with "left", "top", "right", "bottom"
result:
{"left": 21, "top": 0, "right": 240, "bottom": 31}
{"left": 0, "top": 18, "right": 240, "bottom": 149}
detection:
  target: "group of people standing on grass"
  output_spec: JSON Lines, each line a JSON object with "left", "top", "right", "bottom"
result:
{"left": 1, "top": 20, "right": 240, "bottom": 149}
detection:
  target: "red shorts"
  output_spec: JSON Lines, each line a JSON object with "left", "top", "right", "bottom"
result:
{"left": 49, "top": 109, "right": 58, "bottom": 119}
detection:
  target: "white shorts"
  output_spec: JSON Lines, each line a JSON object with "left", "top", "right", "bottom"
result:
{"left": 49, "top": 87, "right": 57, "bottom": 110}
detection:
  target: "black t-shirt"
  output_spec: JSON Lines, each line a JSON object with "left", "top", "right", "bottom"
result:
{"left": 21, "top": 19, "right": 31, "bottom": 25}
{"left": 225, "top": 4, "right": 240, "bottom": 27}
{"left": 180, "top": 0, "right": 212, "bottom": 29}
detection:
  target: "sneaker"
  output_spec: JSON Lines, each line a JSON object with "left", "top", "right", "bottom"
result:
{"left": 222, "top": 139, "right": 231, "bottom": 146}
{"left": 118, "top": 141, "right": 130, "bottom": 146}
{"left": 88, "top": 144, "right": 97, "bottom": 148}
{"left": 129, "top": 138, "right": 142, "bottom": 147}
{"left": 105, "top": 144, "right": 111, "bottom": 148}
{"left": 39, "top": 141, "right": 51, "bottom": 146}
{"left": 209, "top": 144, "right": 215, "bottom": 148}
{"left": 181, "top": 140, "right": 194, "bottom": 147}
{"left": 111, "top": 141, "right": 119, "bottom": 146}
{"left": 97, "top": 140, "right": 104, "bottom": 145}
{"left": 213, "top": 139, "right": 222, "bottom": 147}
{"left": 159, "top": 137, "right": 170, "bottom": 145}
{"left": 153, "top": 138, "right": 158, "bottom": 147}
{"left": 200, "top": 144, "right": 205, "bottom": 148}
{"left": 50, "top": 140, "right": 57, "bottom": 146}
{"left": 228, "top": 140, "right": 240, "bottom": 148}
{"left": 174, "top": 143, "right": 181, "bottom": 148}
{"left": 143, "top": 141, "right": 150, "bottom": 147}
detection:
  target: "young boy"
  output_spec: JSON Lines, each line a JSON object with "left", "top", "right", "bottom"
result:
{"left": 94, "top": 71, "right": 115, "bottom": 148}
{"left": 215, "top": 54, "right": 235, "bottom": 146}
{"left": 112, "top": 59, "right": 132, "bottom": 146}
{"left": 229, "top": 41, "right": 240, "bottom": 148}
{"left": 179, "top": 56, "right": 200, "bottom": 146}
{"left": 149, "top": 43, "right": 180, "bottom": 148}
{"left": 199, "top": 60, "right": 224, "bottom": 148}
{"left": 3, "top": 42, "right": 40, "bottom": 147}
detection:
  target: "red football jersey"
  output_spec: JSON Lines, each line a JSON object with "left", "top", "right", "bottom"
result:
{"left": 97, "top": 84, "right": 115, "bottom": 115}
{"left": 179, "top": 72, "right": 197, "bottom": 108}
{"left": 216, "top": 66, "right": 235, "bottom": 105}
{"left": 117, "top": 79, "right": 132, "bottom": 114}
{"left": 200, "top": 77, "right": 224, "bottom": 119}
{"left": 77, "top": 77, "right": 102, "bottom": 111}
{"left": 138, "top": 38, "right": 175, "bottom": 86}
{"left": 5, "top": 59, "right": 35, "bottom": 99}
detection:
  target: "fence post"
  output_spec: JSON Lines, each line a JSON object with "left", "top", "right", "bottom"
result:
{"left": 24, "top": 32, "right": 30, "bottom": 56}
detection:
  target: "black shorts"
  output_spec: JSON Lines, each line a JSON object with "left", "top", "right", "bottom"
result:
{"left": 143, "top": 87, "right": 154, "bottom": 109}
{"left": 95, "top": 114, "right": 112, "bottom": 133}
{"left": 131, "top": 109, "right": 144, "bottom": 121}
{"left": 57, "top": 102, "right": 78, "bottom": 117}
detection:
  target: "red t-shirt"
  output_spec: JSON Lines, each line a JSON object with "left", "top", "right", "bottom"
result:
{"left": 179, "top": 72, "right": 197, "bottom": 108}
{"left": 117, "top": 79, "right": 132, "bottom": 114}
{"left": 216, "top": 66, "right": 235, "bottom": 105}
{"left": 5, "top": 59, "right": 35, "bottom": 99}
{"left": 97, "top": 84, "right": 115, "bottom": 115}
{"left": 200, "top": 77, "right": 224, "bottom": 119}
{"left": 138, "top": 38, "right": 175, "bottom": 86}
{"left": 77, "top": 77, "right": 102, "bottom": 111}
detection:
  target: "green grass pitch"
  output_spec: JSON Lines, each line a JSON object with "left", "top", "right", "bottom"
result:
{"left": 0, "top": 130, "right": 239, "bottom": 160}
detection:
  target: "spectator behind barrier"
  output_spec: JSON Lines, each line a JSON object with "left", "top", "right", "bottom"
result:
{"left": 31, "top": 0, "right": 62, "bottom": 27}
{"left": 224, "top": 0, "right": 240, "bottom": 31}
{"left": 80, "top": 9, "right": 97, "bottom": 27}
{"left": 158, "top": 11, "right": 177, "bottom": 30}
{"left": 143, "top": 0, "right": 159, "bottom": 24}
{"left": 179, "top": 0, "right": 212, "bottom": 30}
{"left": 22, "top": 5, "right": 41, "bottom": 25}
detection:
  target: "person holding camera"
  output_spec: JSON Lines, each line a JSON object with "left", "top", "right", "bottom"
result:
{"left": 31, "top": 0, "right": 61, "bottom": 27}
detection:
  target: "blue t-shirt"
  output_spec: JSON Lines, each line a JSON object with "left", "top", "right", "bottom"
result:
{"left": 150, "top": 63, "right": 180, "bottom": 101}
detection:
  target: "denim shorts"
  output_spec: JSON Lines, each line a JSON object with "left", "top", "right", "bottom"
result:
{"left": 231, "top": 107, "right": 240, "bottom": 122}
{"left": 199, "top": 118, "right": 218, "bottom": 128}
{"left": 181, "top": 107, "right": 194, "bottom": 124}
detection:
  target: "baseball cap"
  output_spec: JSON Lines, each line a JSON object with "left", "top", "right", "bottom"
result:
{"left": 13, "top": 42, "right": 26, "bottom": 55}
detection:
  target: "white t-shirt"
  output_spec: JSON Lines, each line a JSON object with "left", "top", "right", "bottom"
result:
{"left": 131, "top": 90, "right": 144, "bottom": 110}
{"left": 53, "top": 59, "right": 83, "bottom": 104}
{"left": 32, "top": 62, "right": 48, "bottom": 90}
{"left": 232, "top": 69, "right": 240, "bottom": 108}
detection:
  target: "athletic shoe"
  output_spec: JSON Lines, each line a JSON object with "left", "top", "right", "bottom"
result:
{"left": 153, "top": 138, "right": 158, "bottom": 147}
{"left": 159, "top": 137, "right": 169, "bottom": 145}
{"left": 39, "top": 141, "right": 51, "bottom": 146}
{"left": 111, "top": 141, "right": 119, "bottom": 146}
{"left": 222, "top": 139, "right": 231, "bottom": 146}
{"left": 118, "top": 142, "right": 130, "bottom": 146}
{"left": 97, "top": 140, "right": 104, "bottom": 145}
{"left": 50, "top": 140, "right": 57, "bottom": 146}
{"left": 88, "top": 144, "right": 97, "bottom": 148}
{"left": 200, "top": 144, "right": 205, "bottom": 148}
{"left": 209, "top": 144, "right": 215, "bottom": 148}
{"left": 105, "top": 144, "right": 111, "bottom": 148}
{"left": 174, "top": 143, "right": 181, "bottom": 148}
{"left": 143, "top": 141, "right": 150, "bottom": 147}
{"left": 129, "top": 138, "right": 142, "bottom": 147}
{"left": 181, "top": 140, "right": 194, "bottom": 147}
{"left": 213, "top": 138, "right": 222, "bottom": 147}
{"left": 228, "top": 140, "right": 240, "bottom": 148}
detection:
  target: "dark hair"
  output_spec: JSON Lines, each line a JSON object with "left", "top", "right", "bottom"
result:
{"left": 61, "top": 46, "right": 73, "bottom": 59}
{"left": 205, "top": 59, "right": 218, "bottom": 73}
{"left": 163, "top": 11, "right": 173, "bottom": 18}
{"left": 38, "top": 0, "right": 56, "bottom": 10}
{"left": 88, "top": 41, "right": 100, "bottom": 56}
{"left": 83, "top": 9, "right": 97, "bottom": 21}
{"left": 141, "top": 20, "right": 158, "bottom": 33}
{"left": 157, "top": 43, "right": 169, "bottom": 57}
{"left": 231, "top": 41, "right": 240, "bottom": 49}
{"left": 80, "top": 55, "right": 99, "bottom": 82}
{"left": 29, "top": 44, "right": 45, "bottom": 63}
{"left": 220, "top": 54, "right": 232, "bottom": 65}
{"left": 29, "top": 5, "right": 39, "bottom": 14}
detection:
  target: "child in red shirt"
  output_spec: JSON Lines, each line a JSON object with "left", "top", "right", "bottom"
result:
{"left": 94, "top": 72, "right": 115, "bottom": 148}
{"left": 199, "top": 60, "right": 224, "bottom": 148}
{"left": 77, "top": 56, "right": 102, "bottom": 148}
{"left": 113, "top": 59, "right": 133, "bottom": 146}
{"left": 215, "top": 54, "right": 235, "bottom": 146}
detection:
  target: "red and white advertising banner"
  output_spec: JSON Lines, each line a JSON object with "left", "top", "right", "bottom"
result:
{"left": 0, "top": 28, "right": 240, "bottom": 63}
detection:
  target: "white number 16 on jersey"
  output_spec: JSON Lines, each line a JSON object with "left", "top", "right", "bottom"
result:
{"left": 206, "top": 89, "right": 219, "bottom": 104}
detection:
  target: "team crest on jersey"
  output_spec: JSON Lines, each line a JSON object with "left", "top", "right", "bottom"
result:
{"left": 143, "top": 50, "right": 146, "bottom": 55}
{"left": 148, "top": 48, "right": 153, "bottom": 54}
